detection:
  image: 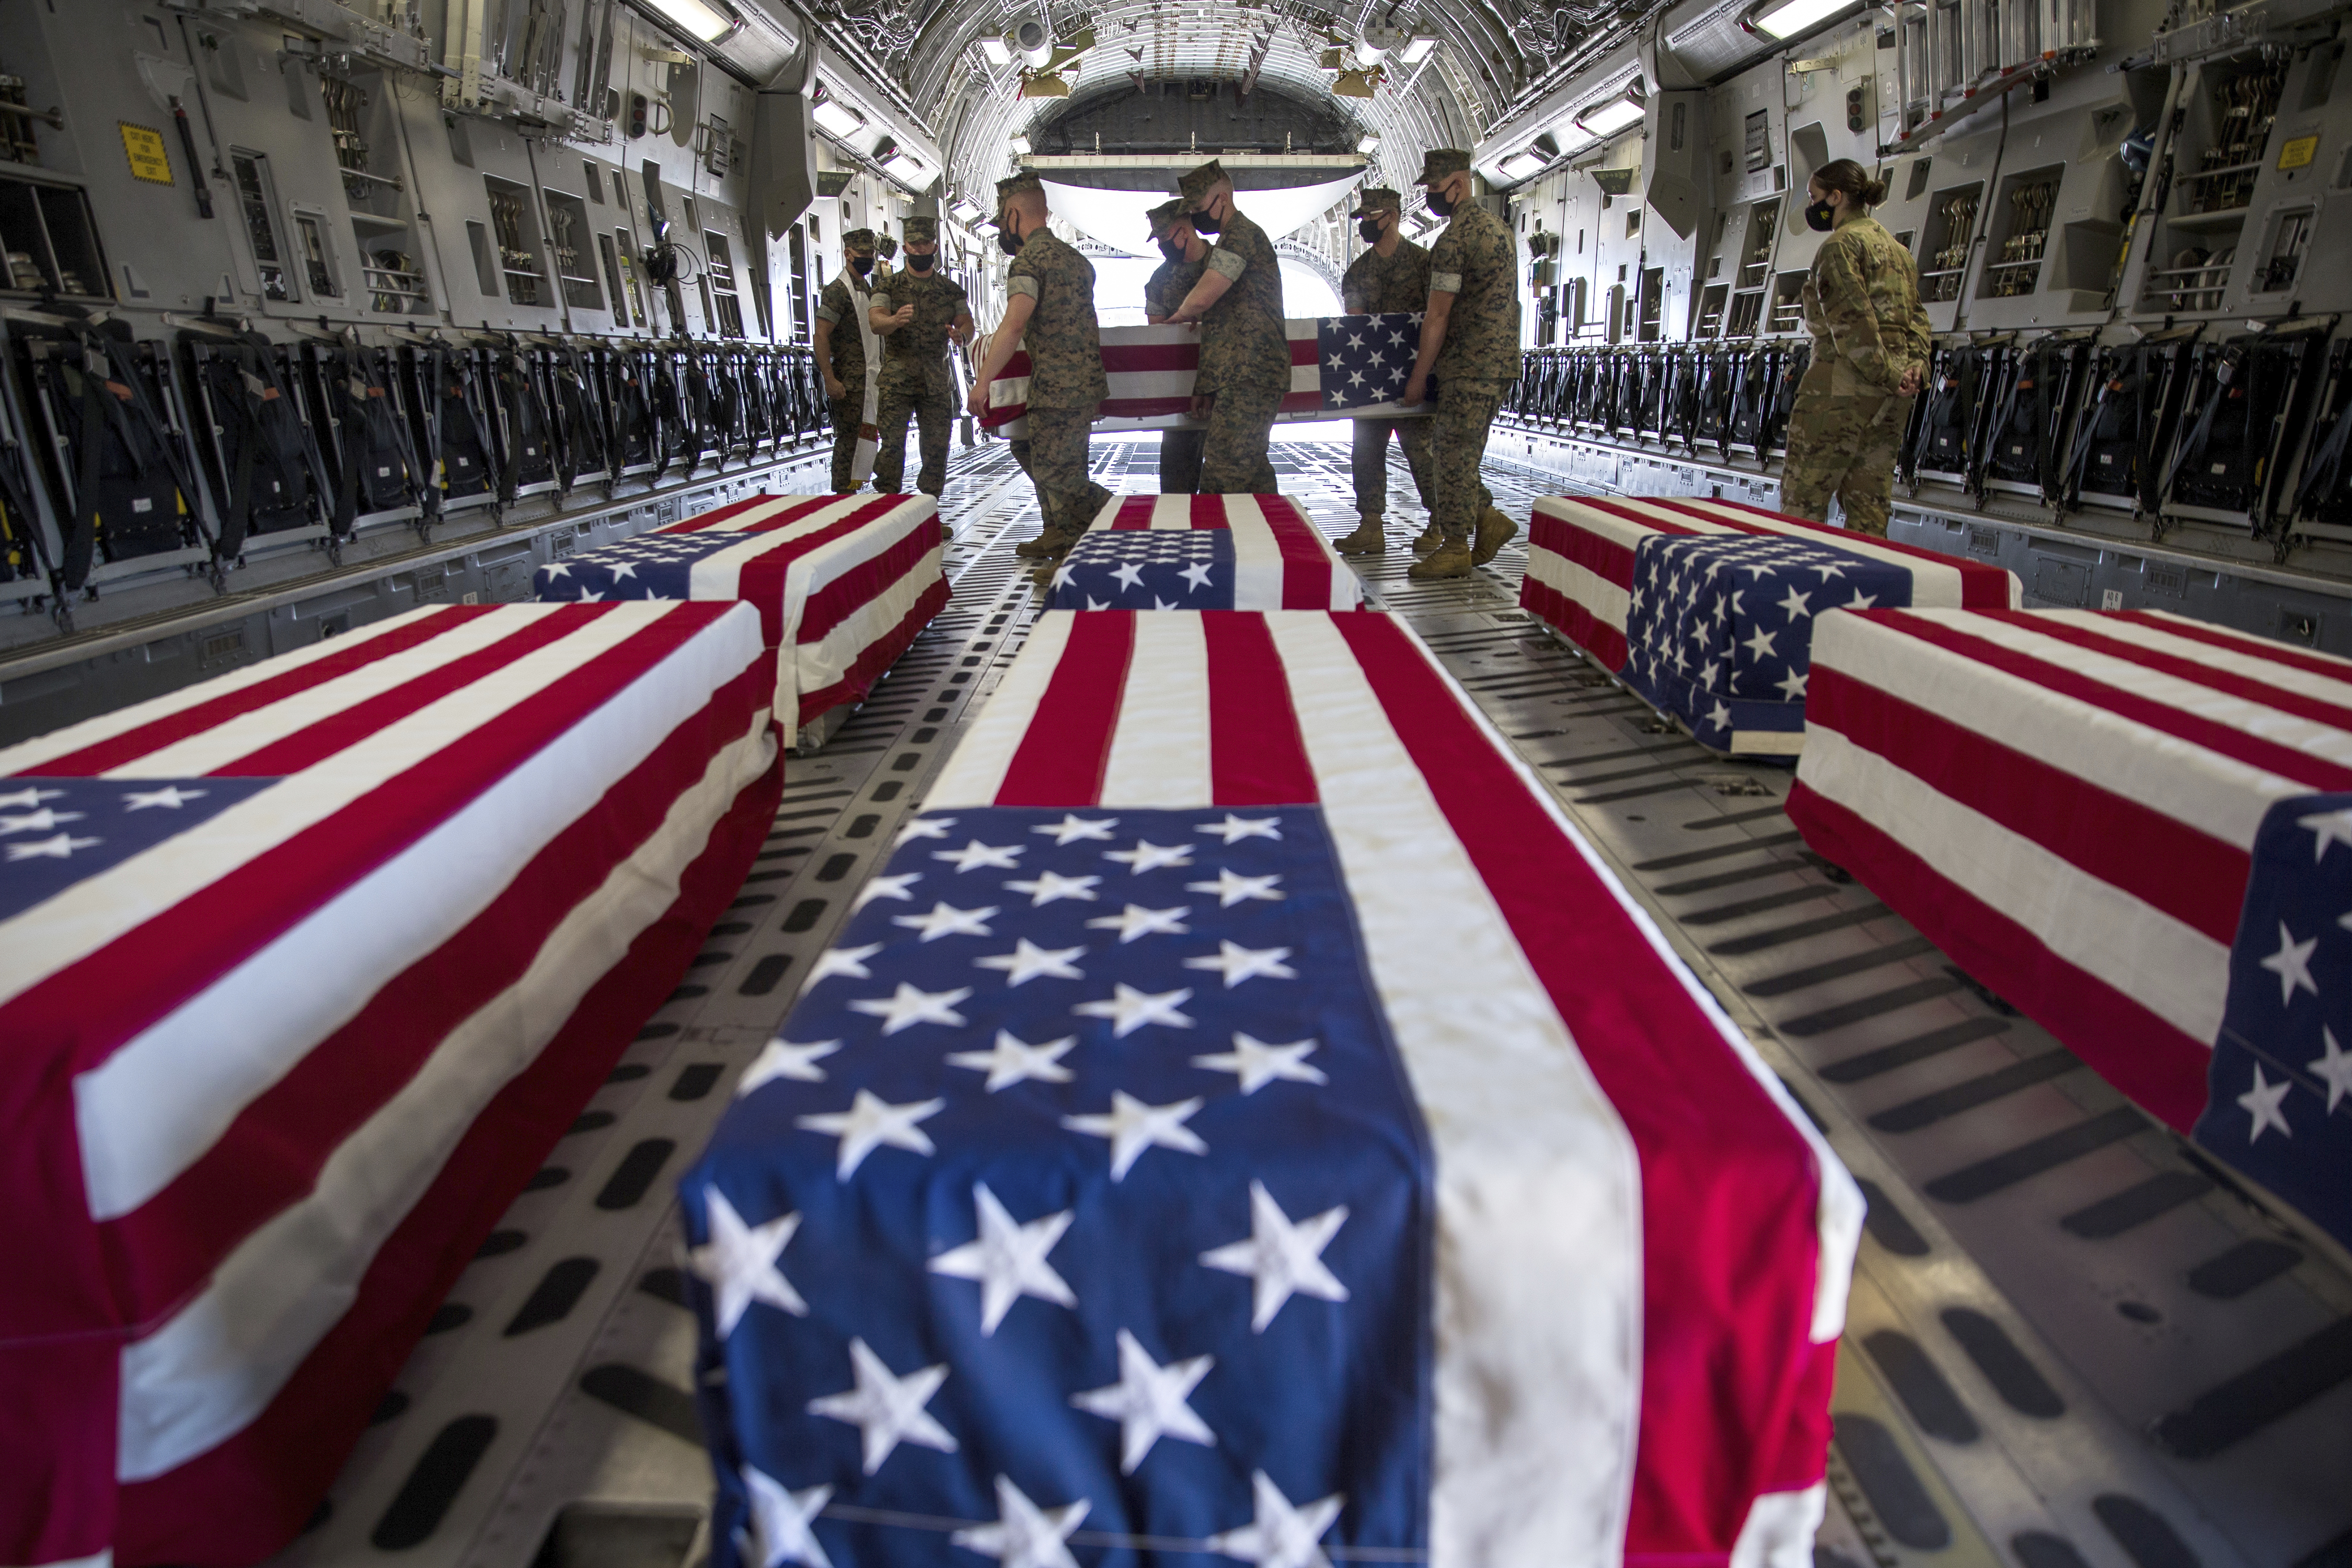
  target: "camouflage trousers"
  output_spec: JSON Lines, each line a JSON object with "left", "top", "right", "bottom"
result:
{"left": 874, "top": 359, "right": 954, "bottom": 497}
{"left": 1196, "top": 378, "right": 1284, "bottom": 494}
{"left": 1352, "top": 416, "right": 1433, "bottom": 517}
{"left": 1159, "top": 428, "right": 1204, "bottom": 493}
{"left": 1027, "top": 405, "right": 1112, "bottom": 540}
{"left": 827, "top": 395, "right": 865, "bottom": 494}
{"left": 1780, "top": 379, "right": 1913, "bottom": 538}
{"left": 1431, "top": 378, "right": 1506, "bottom": 543}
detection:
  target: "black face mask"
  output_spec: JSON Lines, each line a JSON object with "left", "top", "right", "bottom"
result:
{"left": 996, "top": 225, "right": 1023, "bottom": 258}
{"left": 1157, "top": 239, "right": 1186, "bottom": 262}
{"left": 906, "top": 251, "right": 936, "bottom": 271}
{"left": 1425, "top": 188, "right": 1455, "bottom": 218}
{"left": 1189, "top": 207, "right": 1222, "bottom": 236}
{"left": 849, "top": 253, "right": 874, "bottom": 275}
{"left": 1358, "top": 217, "right": 1387, "bottom": 244}
{"left": 1805, "top": 199, "right": 1838, "bottom": 232}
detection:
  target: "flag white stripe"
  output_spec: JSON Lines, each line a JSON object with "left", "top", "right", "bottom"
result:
{"left": 102, "top": 610, "right": 558, "bottom": 779}
{"left": 925, "top": 612, "right": 1075, "bottom": 809}
{"left": 1263, "top": 614, "right": 1645, "bottom": 1568}
{"left": 1668, "top": 500, "right": 2000, "bottom": 606}
{"left": 1522, "top": 543, "right": 1630, "bottom": 638}
{"left": 2036, "top": 608, "right": 2352, "bottom": 715}
{"left": 1223, "top": 495, "right": 1284, "bottom": 608}
{"left": 115, "top": 712, "right": 777, "bottom": 1479}
{"left": 793, "top": 539, "right": 947, "bottom": 718}
{"left": 70, "top": 606, "right": 766, "bottom": 1219}
{"left": 1149, "top": 495, "right": 1192, "bottom": 529}
{"left": 1098, "top": 614, "right": 1210, "bottom": 807}
{"left": 1801, "top": 719, "right": 2230, "bottom": 1042}
{"left": 0, "top": 612, "right": 436, "bottom": 776}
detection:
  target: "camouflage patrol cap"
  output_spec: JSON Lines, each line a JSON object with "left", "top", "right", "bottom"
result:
{"left": 1415, "top": 148, "right": 1472, "bottom": 184}
{"left": 1146, "top": 198, "right": 1187, "bottom": 238}
{"left": 903, "top": 214, "right": 938, "bottom": 243}
{"left": 1177, "top": 158, "right": 1228, "bottom": 208}
{"left": 843, "top": 227, "right": 877, "bottom": 250}
{"left": 875, "top": 234, "right": 898, "bottom": 258}
{"left": 1350, "top": 186, "right": 1402, "bottom": 217}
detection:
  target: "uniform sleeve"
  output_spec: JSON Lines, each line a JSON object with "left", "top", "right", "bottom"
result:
{"left": 1813, "top": 236, "right": 1900, "bottom": 392}
{"left": 814, "top": 281, "right": 843, "bottom": 325}
{"left": 1427, "top": 229, "right": 1463, "bottom": 295}
{"left": 1898, "top": 255, "right": 1932, "bottom": 372}
{"left": 1342, "top": 257, "right": 1370, "bottom": 314}
{"left": 1007, "top": 252, "right": 1041, "bottom": 301}
{"left": 869, "top": 290, "right": 893, "bottom": 313}
{"left": 1208, "top": 244, "right": 1248, "bottom": 282}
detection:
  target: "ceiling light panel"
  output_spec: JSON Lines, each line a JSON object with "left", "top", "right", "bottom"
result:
{"left": 639, "top": 0, "right": 737, "bottom": 43}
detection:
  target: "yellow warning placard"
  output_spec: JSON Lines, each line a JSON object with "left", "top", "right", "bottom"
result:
{"left": 2278, "top": 134, "right": 2320, "bottom": 171}
{"left": 119, "top": 122, "right": 172, "bottom": 185}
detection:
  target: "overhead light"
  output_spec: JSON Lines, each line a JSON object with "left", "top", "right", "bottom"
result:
{"left": 1397, "top": 34, "right": 1437, "bottom": 64}
{"left": 979, "top": 36, "right": 1013, "bottom": 64}
{"left": 1009, "top": 19, "right": 1054, "bottom": 68}
{"left": 883, "top": 153, "right": 937, "bottom": 191}
{"left": 638, "top": 0, "right": 740, "bottom": 43}
{"left": 1746, "top": 0, "right": 1863, "bottom": 38}
{"left": 1009, "top": 134, "right": 1032, "bottom": 155}
{"left": 951, "top": 195, "right": 983, "bottom": 222}
{"left": 1498, "top": 148, "right": 1551, "bottom": 182}
{"left": 1575, "top": 91, "right": 1647, "bottom": 137}
{"left": 811, "top": 96, "right": 866, "bottom": 140}
{"left": 1357, "top": 132, "right": 1380, "bottom": 153}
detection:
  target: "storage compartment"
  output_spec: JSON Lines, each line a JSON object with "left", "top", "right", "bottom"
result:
{"left": 1768, "top": 270, "right": 1805, "bottom": 334}
{"left": 1919, "top": 181, "right": 1982, "bottom": 304}
{"left": 542, "top": 189, "right": 604, "bottom": 311}
{"left": 483, "top": 175, "right": 548, "bottom": 307}
{"left": 1977, "top": 164, "right": 2061, "bottom": 299}
{"left": 0, "top": 174, "right": 110, "bottom": 299}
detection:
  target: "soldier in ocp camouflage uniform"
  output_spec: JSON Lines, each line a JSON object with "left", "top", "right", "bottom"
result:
{"left": 967, "top": 172, "right": 1111, "bottom": 575}
{"left": 1144, "top": 197, "right": 1207, "bottom": 494}
{"left": 1399, "top": 150, "right": 1520, "bottom": 580}
{"left": 812, "top": 227, "right": 879, "bottom": 493}
{"left": 1780, "top": 159, "right": 1930, "bottom": 537}
{"left": 869, "top": 215, "right": 973, "bottom": 497}
{"left": 1335, "top": 186, "right": 1436, "bottom": 555}
{"left": 1164, "top": 159, "right": 1287, "bottom": 495}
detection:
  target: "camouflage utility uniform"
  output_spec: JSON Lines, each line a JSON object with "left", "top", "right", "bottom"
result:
{"left": 1010, "top": 226, "right": 1112, "bottom": 544}
{"left": 1425, "top": 190, "right": 1519, "bottom": 549}
{"left": 1187, "top": 173, "right": 1288, "bottom": 494}
{"left": 871, "top": 245, "right": 967, "bottom": 497}
{"left": 1780, "top": 214, "right": 1929, "bottom": 537}
{"left": 1342, "top": 235, "right": 1436, "bottom": 522}
{"left": 814, "top": 250, "right": 873, "bottom": 494}
{"left": 1145, "top": 245, "right": 1207, "bottom": 492}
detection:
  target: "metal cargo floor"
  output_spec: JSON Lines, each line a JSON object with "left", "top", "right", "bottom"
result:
{"left": 270, "top": 431, "right": 2352, "bottom": 1568}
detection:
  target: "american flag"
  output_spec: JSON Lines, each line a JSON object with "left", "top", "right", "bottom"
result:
{"left": 1043, "top": 495, "right": 1360, "bottom": 612}
{"left": 2198, "top": 791, "right": 2352, "bottom": 1254}
{"left": 981, "top": 316, "right": 1435, "bottom": 439}
{"left": 681, "top": 610, "right": 1859, "bottom": 1568}
{"left": 0, "top": 601, "right": 780, "bottom": 1568}
{"left": 1521, "top": 497, "right": 2020, "bottom": 754}
{"left": 530, "top": 494, "right": 951, "bottom": 729}
{"left": 1790, "top": 608, "right": 2352, "bottom": 1184}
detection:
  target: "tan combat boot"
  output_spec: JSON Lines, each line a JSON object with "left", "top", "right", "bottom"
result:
{"left": 1408, "top": 539, "right": 1474, "bottom": 580}
{"left": 1014, "top": 527, "right": 1069, "bottom": 558}
{"left": 1410, "top": 523, "right": 1444, "bottom": 552}
{"left": 1472, "top": 506, "right": 1518, "bottom": 566}
{"left": 1335, "top": 514, "right": 1386, "bottom": 555}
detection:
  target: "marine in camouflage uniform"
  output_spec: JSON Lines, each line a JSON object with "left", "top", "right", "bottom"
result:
{"left": 1402, "top": 149, "right": 1520, "bottom": 579}
{"left": 869, "top": 215, "right": 973, "bottom": 497}
{"left": 813, "top": 228, "right": 878, "bottom": 493}
{"left": 973, "top": 172, "right": 1110, "bottom": 564}
{"left": 1335, "top": 186, "right": 1436, "bottom": 555}
{"left": 1780, "top": 211, "right": 1929, "bottom": 537}
{"left": 1166, "top": 159, "right": 1287, "bottom": 494}
{"left": 1144, "top": 197, "right": 1207, "bottom": 494}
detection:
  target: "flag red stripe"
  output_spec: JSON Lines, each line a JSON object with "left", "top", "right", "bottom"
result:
{"left": 111, "top": 754, "right": 783, "bottom": 1568}
{"left": 1807, "top": 664, "right": 2246, "bottom": 943}
{"left": 2115, "top": 608, "right": 2352, "bottom": 683}
{"left": 662, "top": 494, "right": 838, "bottom": 534}
{"left": 102, "top": 664, "right": 773, "bottom": 1322}
{"left": 31, "top": 608, "right": 485, "bottom": 776}
{"left": 1665, "top": 500, "right": 2017, "bottom": 607}
{"left": 1111, "top": 496, "right": 1159, "bottom": 529}
{"left": 1520, "top": 577, "right": 1629, "bottom": 671}
{"left": 1190, "top": 494, "right": 1223, "bottom": 530}
{"left": 1254, "top": 495, "right": 1338, "bottom": 610}
{"left": 1330, "top": 614, "right": 1830, "bottom": 1556}
{"left": 796, "top": 515, "right": 948, "bottom": 646}
{"left": 209, "top": 610, "right": 596, "bottom": 778}
{"left": 798, "top": 576, "right": 952, "bottom": 727}
{"left": 1571, "top": 497, "right": 1705, "bottom": 537}
{"left": 1788, "top": 779, "right": 2214, "bottom": 1129}
{"left": 1969, "top": 608, "right": 2352, "bottom": 733}
{"left": 732, "top": 498, "right": 920, "bottom": 646}
{"left": 0, "top": 605, "right": 739, "bottom": 1078}
{"left": 994, "top": 614, "right": 1135, "bottom": 806}
{"left": 1871, "top": 611, "right": 2352, "bottom": 792}
{"left": 1203, "top": 614, "right": 1318, "bottom": 806}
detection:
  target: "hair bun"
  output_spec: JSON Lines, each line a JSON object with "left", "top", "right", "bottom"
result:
{"left": 1861, "top": 175, "right": 1890, "bottom": 205}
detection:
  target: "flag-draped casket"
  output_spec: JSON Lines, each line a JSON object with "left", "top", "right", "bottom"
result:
{"left": 679, "top": 609, "right": 1861, "bottom": 1568}
{"left": 1519, "top": 497, "right": 2021, "bottom": 755}
{"left": 981, "top": 315, "right": 1435, "bottom": 439}
{"left": 1790, "top": 606, "right": 2352, "bottom": 1252}
{"left": 1043, "top": 495, "right": 1362, "bottom": 612}
{"left": 529, "top": 493, "right": 949, "bottom": 730}
{"left": 0, "top": 601, "right": 780, "bottom": 1568}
